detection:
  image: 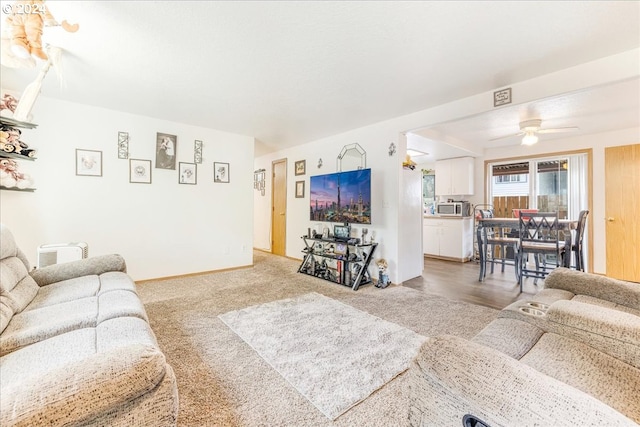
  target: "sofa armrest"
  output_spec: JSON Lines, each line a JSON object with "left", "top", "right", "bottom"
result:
{"left": 545, "top": 300, "right": 640, "bottom": 369}
{"left": 0, "top": 344, "right": 167, "bottom": 427}
{"left": 29, "top": 254, "right": 127, "bottom": 286}
{"left": 408, "top": 335, "right": 637, "bottom": 427}
{"left": 544, "top": 268, "right": 640, "bottom": 311}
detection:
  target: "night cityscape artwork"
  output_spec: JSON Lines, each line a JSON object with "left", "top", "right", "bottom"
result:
{"left": 309, "top": 169, "right": 372, "bottom": 224}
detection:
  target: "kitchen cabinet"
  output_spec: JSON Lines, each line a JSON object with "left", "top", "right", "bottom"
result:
{"left": 423, "top": 216, "right": 473, "bottom": 262}
{"left": 435, "top": 157, "right": 474, "bottom": 196}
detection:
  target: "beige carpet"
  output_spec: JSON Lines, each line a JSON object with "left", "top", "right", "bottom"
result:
{"left": 219, "top": 292, "right": 428, "bottom": 420}
{"left": 137, "top": 251, "right": 498, "bottom": 426}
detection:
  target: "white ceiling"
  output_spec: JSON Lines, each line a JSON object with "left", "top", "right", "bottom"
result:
{"left": 1, "top": 1, "right": 638, "bottom": 158}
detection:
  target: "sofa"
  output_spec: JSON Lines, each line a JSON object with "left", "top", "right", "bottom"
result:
{"left": 408, "top": 268, "right": 640, "bottom": 426}
{"left": 0, "top": 224, "right": 178, "bottom": 426}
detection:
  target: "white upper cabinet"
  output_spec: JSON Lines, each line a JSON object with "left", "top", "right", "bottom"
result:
{"left": 435, "top": 157, "right": 474, "bottom": 196}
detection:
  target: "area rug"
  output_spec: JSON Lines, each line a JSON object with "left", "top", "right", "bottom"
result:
{"left": 218, "top": 291, "right": 428, "bottom": 420}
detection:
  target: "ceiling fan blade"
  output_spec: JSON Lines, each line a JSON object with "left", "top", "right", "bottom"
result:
{"left": 489, "top": 131, "right": 524, "bottom": 142}
{"left": 537, "top": 126, "right": 579, "bottom": 134}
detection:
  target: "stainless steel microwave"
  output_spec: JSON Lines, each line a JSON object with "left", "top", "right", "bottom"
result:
{"left": 436, "top": 202, "right": 471, "bottom": 217}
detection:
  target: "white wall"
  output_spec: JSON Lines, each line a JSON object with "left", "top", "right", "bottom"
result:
{"left": 254, "top": 124, "right": 404, "bottom": 282}
{"left": 1, "top": 97, "right": 255, "bottom": 280}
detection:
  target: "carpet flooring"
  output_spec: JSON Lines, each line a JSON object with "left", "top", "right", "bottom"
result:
{"left": 137, "top": 251, "right": 498, "bottom": 426}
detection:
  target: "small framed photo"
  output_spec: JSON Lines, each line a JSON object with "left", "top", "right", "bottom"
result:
{"left": 295, "top": 180, "right": 305, "bottom": 198}
{"left": 295, "top": 159, "right": 306, "bottom": 176}
{"left": 156, "top": 132, "right": 177, "bottom": 170}
{"left": 129, "top": 159, "right": 152, "bottom": 184}
{"left": 334, "top": 242, "right": 348, "bottom": 256}
{"left": 75, "top": 149, "right": 102, "bottom": 177}
{"left": 214, "top": 162, "right": 230, "bottom": 183}
{"left": 179, "top": 162, "right": 197, "bottom": 185}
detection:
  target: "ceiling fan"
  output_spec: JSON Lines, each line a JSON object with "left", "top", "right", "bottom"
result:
{"left": 491, "top": 119, "right": 579, "bottom": 145}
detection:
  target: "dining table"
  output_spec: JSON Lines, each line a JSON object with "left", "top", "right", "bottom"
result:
{"left": 476, "top": 217, "right": 578, "bottom": 282}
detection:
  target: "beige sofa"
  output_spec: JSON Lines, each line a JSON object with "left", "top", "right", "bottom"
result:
{"left": 0, "top": 224, "right": 178, "bottom": 426}
{"left": 408, "top": 268, "right": 640, "bottom": 426}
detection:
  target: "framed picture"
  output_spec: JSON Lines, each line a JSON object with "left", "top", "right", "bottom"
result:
{"left": 129, "top": 159, "right": 152, "bottom": 184}
{"left": 295, "top": 159, "right": 306, "bottom": 176}
{"left": 194, "top": 140, "right": 203, "bottom": 164}
{"left": 155, "top": 132, "right": 177, "bottom": 170}
{"left": 117, "top": 131, "right": 129, "bottom": 159}
{"left": 423, "top": 174, "right": 435, "bottom": 201}
{"left": 75, "top": 149, "right": 102, "bottom": 177}
{"left": 179, "top": 162, "right": 197, "bottom": 184}
{"left": 295, "top": 180, "right": 305, "bottom": 198}
{"left": 334, "top": 242, "right": 348, "bottom": 256}
{"left": 214, "top": 162, "right": 230, "bottom": 183}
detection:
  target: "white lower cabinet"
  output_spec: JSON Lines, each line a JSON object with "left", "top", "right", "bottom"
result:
{"left": 423, "top": 216, "right": 473, "bottom": 262}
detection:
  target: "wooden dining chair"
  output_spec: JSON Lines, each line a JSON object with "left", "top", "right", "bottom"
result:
{"left": 517, "top": 212, "right": 567, "bottom": 292}
{"left": 570, "top": 209, "right": 589, "bottom": 271}
{"left": 478, "top": 209, "right": 519, "bottom": 280}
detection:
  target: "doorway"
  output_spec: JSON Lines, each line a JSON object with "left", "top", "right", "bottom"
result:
{"left": 271, "top": 159, "right": 287, "bottom": 256}
{"left": 605, "top": 144, "right": 640, "bottom": 282}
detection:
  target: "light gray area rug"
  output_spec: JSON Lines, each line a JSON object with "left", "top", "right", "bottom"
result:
{"left": 219, "top": 292, "right": 428, "bottom": 420}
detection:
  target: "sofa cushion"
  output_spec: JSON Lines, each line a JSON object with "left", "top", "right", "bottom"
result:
{"left": 24, "top": 271, "right": 137, "bottom": 313}
{"left": 25, "top": 275, "right": 100, "bottom": 310}
{"left": 520, "top": 332, "right": 640, "bottom": 424}
{"left": 472, "top": 317, "right": 544, "bottom": 359}
{"left": 1, "top": 316, "right": 159, "bottom": 390}
{"left": 0, "top": 290, "right": 148, "bottom": 356}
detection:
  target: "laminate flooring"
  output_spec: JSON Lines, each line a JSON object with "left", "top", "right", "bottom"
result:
{"left": 403, "top": 256, "right": 544, "bottom": 310}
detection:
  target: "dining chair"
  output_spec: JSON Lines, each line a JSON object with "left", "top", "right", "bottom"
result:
{"left": 517, "top": 212, "right": 567, "bottom": 292}
{"left": 478, "top": 209, "right": 519, "bottom": 280}
{"left": 570, "top": 209, "right": 589, "bottom": 271}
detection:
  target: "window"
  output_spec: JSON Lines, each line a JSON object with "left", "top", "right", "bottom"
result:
{"left": 487, "top": 154, "right": 587, "bottom": 219}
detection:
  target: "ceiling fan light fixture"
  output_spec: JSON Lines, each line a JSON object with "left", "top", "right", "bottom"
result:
{"left": 521, "top": 131, "right": 539, "bottom": 146}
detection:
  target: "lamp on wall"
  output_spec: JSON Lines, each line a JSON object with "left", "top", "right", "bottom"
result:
{"left": 521, "top": 131, "right": 539, "bottom": 146}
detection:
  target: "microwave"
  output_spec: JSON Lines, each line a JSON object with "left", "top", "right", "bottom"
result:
{"left": 436, "top": 202, "right": 471, "bottom": 217}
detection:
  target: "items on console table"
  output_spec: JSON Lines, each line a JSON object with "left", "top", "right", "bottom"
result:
{"left": 297, "top": 235, "right": 378, "bottom": 290}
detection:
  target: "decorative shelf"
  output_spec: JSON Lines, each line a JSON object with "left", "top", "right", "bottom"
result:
{"left": 0, "top": 117, "right": 38, "bottom": 129}
{"left": 0, "top": 186, "right": 36, "bottom": 192}
{"left": 0, "top": 151, "right": 37, "bottom": 161}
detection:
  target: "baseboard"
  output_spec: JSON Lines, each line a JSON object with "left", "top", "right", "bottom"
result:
{"left": 135, "top": 264, "right": 253, "bottom": 284}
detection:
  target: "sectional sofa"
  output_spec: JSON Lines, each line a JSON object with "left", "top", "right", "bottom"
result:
{"left": 408, "top": 268, "right": 640, "bottom": 426}
{"left": 0, "top": 224, "right": 178, "bottom": 426}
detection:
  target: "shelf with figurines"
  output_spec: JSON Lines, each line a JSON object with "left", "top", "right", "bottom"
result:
{"left": 1, "top": 95, "right": 38, "bottom": 192}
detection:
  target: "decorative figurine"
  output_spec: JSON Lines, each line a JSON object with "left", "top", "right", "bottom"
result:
{"left": 376, "top": 259, "right": 390, "bottom": 289}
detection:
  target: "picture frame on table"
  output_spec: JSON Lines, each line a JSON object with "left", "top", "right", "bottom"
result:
{"left": 295, "top": 159, "right": 306, "bottom": 176}
{"left": 75, "top": 149, "right": 102, "bottom": 177}
{"left": 214, "top": 162, "right": 230, "bottom": 183}
{"left": 129, "top": 159, "right": 152, "bottom": 184}
{"left": 295, "top": 180, "right": 305, "bottom": 198}
{"left": 179, "top": 162, "right": 197, "bottom": 185}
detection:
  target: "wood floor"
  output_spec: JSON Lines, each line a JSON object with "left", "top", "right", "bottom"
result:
{"left": 403, "top": 256, "right": 544, "bottom": 310}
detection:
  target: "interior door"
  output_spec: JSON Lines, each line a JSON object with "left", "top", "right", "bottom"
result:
{"left": 271, "top": 159, "right": 287, "bottom": 256}
{"left": 605, "top": 144, "right": 640, "bottom": 282}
